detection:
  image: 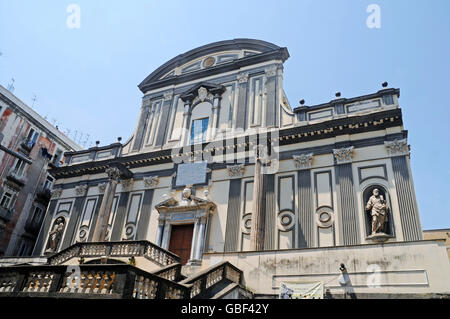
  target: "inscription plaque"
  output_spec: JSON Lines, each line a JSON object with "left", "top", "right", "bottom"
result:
{"left": 176, "top": 162, "right": 207, "bottom": 186}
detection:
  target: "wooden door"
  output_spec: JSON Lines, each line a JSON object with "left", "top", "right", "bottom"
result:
{"left": 168, "top": 224, "right": 194, "bottom": 265}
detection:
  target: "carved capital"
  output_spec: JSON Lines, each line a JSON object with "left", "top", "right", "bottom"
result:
{"left": 143, "top": 176, "right": 159, "bottom": 188}
{"left": 333, "top": 146, "right": 354, "bottom": 164}
{"left": 293, "top": 153, "right": 313, "bottom": 169}
{"left": 163, "top": 92, "right": 173, "bottom": 101}
{"left": 265, "top": 66, "right": 278, "bottom": 77}
{"left": 98, "top": 182, "right": 107, "bottom": 194}
{"left": 75, "top": 184, "right": 88, "bottom": 197}
{"left": 385, "top": 139, "right": 409, "bottom": 156}
{"left": 237, "top": 73, "right": 249, "bottom": 84}
{"left": 51, "top": 188, "right": 63, "bottom": 199}
{"left": 227, "top": 164, "right": 245, "bottom": 177}
{"left": 121, "top": 178, "right": 134, "bottom": 191}
{"left": 105, "top": 167, "right": 121, "bottom": 182}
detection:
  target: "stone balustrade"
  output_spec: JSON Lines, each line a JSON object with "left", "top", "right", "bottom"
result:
{"left": 180, "top": 261, "right": 242, "bottom": 299}
{"left": 47, "top": 240, "right": 180, "bottom": 267}
{"left": 0, "top": 264, "right": 189, "bottom": 299}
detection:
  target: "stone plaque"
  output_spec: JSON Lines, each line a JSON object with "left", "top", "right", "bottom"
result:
{"left": 176, "top": 162, "right": 207, "bottom": 186}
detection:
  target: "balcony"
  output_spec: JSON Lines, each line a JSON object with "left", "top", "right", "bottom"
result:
{"left": 6, "top": 170, "right": 25, "bottom": 188}
{"left": 35, "top": 187, "right": 52, "bottom": 205}
{"left": 24, "top": 218, "right": 41, "bottom": 236}
{"left": 19, "top": 138, "right": 35, "bottom": 154}
{"left": 0, "top": 206, "right": 13, "bottom": 223}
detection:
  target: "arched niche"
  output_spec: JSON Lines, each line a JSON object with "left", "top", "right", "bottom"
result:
{"left": 44, "top": 216, "right": 67, "bottom": 254}
{"left": 362, "top": 184, "right": 395, "bottom": 238}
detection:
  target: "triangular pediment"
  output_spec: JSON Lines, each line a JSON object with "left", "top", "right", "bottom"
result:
{"left": 180, "top": 82, "right": 226, "bottom": 102}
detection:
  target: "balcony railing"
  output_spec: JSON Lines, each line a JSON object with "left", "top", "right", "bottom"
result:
{"left": 0, "top": 264, "right": 189, "bottom": 299}
{"left": 19, "top": 138, "right": 36, "bottom": 154}
{"left": 24, "top": 219, "right": 41, "bottom": 236}
{"left": 0, "top": 207, "right": 13, "bottom": 223}
{"left": 47, "top": 240, "right": 181, "bottom": 267}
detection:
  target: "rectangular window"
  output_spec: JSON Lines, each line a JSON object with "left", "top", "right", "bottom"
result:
{"left": 31, "top": 206, "right": 43, "bottom": 224}
{"left": 53, "top": 149, "right": 63, "bottom": 166}
{"left": 25, "top": 128, "right": 39, "bottom": 149}
{"left": 12, "top": 159, "right": 27, "bottom": 177}
{"left": 190, "top": 118, "right": 209, "bottom": 144}
{"left": 44, "top": 175, "right": 55, "bottom": 191}
{"left": 0, "top": 192, "right": 13, "bottom": 209}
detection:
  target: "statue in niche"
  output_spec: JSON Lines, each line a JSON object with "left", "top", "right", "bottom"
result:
{"left": 365, "top": 188, "right": 390, "bottom": 235}
{"left": 45, "top": 217, "right": 65, "bottom": 254}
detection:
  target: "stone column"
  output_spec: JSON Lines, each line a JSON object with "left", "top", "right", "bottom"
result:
{"left": 91, "top": 167, "right": 120, "bottom": 242}
{"left": 189, "top": 220, "right": 199, "bottom": 261}
{"left": 180, "top": 101, "right": 192, "bottom": 146}
{"left": 209, "top": 95, "right": 221, "bottom": 140}
{"left": 250, "top": 147, "right": 265, "bottom": 251}
{"left": 156, "top": 218, "right": 165, "bottom": 246}
{"left": 194, "top": 217, "right": 207, "bottom": 260}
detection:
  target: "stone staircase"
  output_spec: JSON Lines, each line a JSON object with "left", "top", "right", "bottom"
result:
{"left": 0, "top": 240, "right": 251, "bottom": 299}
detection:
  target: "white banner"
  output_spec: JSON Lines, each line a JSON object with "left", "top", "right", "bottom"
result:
{"left": 279, "top": 282, "right": 324, "bottom": 299}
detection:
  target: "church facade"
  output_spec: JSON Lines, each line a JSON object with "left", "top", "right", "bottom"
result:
{"left": 0, "top": 39, "right": 449, "bottom": 299}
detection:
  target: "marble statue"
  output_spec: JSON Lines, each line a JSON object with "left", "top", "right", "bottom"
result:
{"left": 365, "top": 188, "right": 390, "bottom": 235}
{"left": 45, "top": 218, "right": 65, "bottom": 254}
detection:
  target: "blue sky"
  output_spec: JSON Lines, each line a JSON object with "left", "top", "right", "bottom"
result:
{"left": 0, "top": 0, "right": 449, "bottom": 230}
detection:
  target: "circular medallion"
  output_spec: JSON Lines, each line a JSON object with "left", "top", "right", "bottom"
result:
{"left": 241, "top": 214, "right": 252, "bottom": 235}
{"left": 203, "top": 56, "right": 215, "bottom": 68}
{"left": 315, "top": 206, "right": 334, "bottom": 228}
{"left": 277, "top": 210, "right": 295, "bottom": 231}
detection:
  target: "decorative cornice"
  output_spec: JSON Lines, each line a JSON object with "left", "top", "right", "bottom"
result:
{"left": 227, "top": 164, "right": 245, "bottom": 177}
{"left": 49, "top": 109, "right": 403, "bottom": 179}
{"left": 143, "top": 176, "right": 159, "bottom": 188}
{"left": 293, "top": 153, "right": 313, "bottom": 169}
{"left": 333, "top": 146, "right": 354, "bottom": 164}
{"left": 74, "top": 184, "right": 88, "bottom": 197}
{"left": 385, "top": 138, "right": 409, "bottom": 156}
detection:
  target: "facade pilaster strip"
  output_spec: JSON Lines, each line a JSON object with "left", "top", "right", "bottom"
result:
{"left": 336, "top": 163, "right": 360, "bottom": 245}
{"left": 136, "top": 189, "right": 154, "bottom": 240}
{"left": 61, "top": 196, "right": 87, "bottom": 250}
{"left": 265, "top": 75, "right": 277, "bottom": 127}
{"left": 392, "top": 156, "right": 422, "bottom": 241}
{"left": 154, "top": 98, "right": 172, "bottom": 147}
{"left": 110, "top": 192, "right": 130, "bottom": 241}
{"left": 263, "top": 174, "right": 275, "bottom": 250}
{"left": 224, "top": 179, "right": 242, "bottom": 252}
{"left": 298, "top": 169, "right": 313, "bottom": 248}
{"left": 235, "top": 79, "right": 248, "bottom": 130}
{"left": 87, "top": 195, "right": 104, "bottom": 242}
{"left": 132, "top": 106, "right": 150, "bottom": 151}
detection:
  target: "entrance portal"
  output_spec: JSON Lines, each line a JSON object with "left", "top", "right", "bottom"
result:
{"left": 168, "top": 224, "right": 194, "bottom": 265}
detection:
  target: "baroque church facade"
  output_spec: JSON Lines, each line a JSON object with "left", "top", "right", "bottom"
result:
{"left": 1, "top": 39, "right": 449, "bottom": 299}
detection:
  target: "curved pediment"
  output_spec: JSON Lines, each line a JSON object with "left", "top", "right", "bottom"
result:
{"left": 138, "top": 39, "right": 286, "bottom": 93}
